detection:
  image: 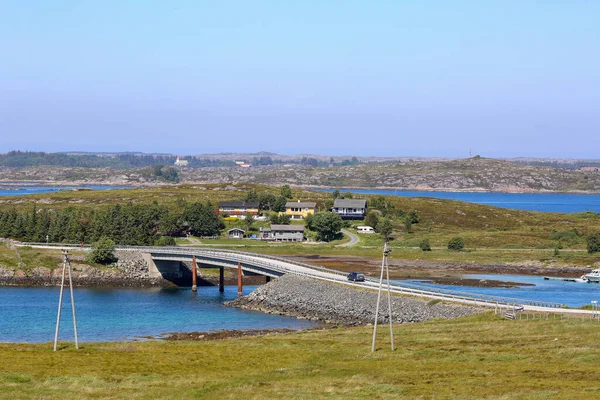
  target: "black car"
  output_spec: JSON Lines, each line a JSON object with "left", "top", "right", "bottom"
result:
{"left": 347, "top": 272, "right": 365, "bottom": 282}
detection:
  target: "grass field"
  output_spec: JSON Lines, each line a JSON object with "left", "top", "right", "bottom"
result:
{"left": 2, "top": 313, "right": 600, "bottom": 399}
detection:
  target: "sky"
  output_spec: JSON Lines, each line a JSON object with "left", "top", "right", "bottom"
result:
{"left": 0, "top": 1, "right": 598, "bottom": 158}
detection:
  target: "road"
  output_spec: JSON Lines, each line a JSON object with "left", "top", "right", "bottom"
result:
{"left": 336, "top": 229, "right": 360, "bottom": 247}
{"left": 18, "top": 241, "right": 593, "bottom": 314}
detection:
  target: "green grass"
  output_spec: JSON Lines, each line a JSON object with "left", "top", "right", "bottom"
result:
{"left": 2, "top": 314, "right": 600, "bottom": 399}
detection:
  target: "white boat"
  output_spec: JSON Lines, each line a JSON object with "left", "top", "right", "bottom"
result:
{"left": 582, "top": 269, "right": 600, "bottom": 283}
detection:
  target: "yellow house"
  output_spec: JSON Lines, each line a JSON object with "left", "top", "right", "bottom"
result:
{"left": 217, "top": 201, "right": 260, "bottom": 217}
{"left": 284, "top": 201, "right": 317, "bottom": 220}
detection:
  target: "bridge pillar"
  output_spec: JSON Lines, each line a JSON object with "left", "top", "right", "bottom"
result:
{"left": 237, "top": 262, "right": 243, "bottom": 297}
{"left": 191, "top": 256, "right": 197, "bottom": 292}
{"left": 219, "top": 267, "right": 224, "bottom": 293}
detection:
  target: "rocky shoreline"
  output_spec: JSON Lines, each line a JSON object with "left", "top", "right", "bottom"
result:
{"left": 227, "top": 275, "right": 483, "bottom": 326}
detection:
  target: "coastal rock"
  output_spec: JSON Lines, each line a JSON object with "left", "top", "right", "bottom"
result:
{"left": 227, "top": 275, "right": 483, "bottom": 326}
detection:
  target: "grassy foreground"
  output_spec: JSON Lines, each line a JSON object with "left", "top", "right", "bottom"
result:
{"left": 2, "top": 314, "right": 600, "bottom": 399}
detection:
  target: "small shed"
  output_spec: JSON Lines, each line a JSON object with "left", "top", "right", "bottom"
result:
{"left": 227, "top": 228, "right": 245, "bottom": 239}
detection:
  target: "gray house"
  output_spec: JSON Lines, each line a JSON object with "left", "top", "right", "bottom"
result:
{"left": 227, "top": 228, "right": 245, "bottom": 239}
{"left": 332, "top": 199, "right": 367, "bottom": 219}
{"left": 260, "top": 225, "right": 305, "bottom": 242}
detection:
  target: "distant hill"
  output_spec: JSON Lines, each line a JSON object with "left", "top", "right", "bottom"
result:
{"left": 178, "top": 157, "right": 600, "bottom": 193}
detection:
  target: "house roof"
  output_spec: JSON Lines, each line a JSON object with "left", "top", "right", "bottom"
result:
{"left": 227, "top": 228, "right": 245, "bottom": 233}
{"left": 218, "top": 201, "right": 260, "bottom": 208}
{"left": 270, "top": 224, "right": 305, "bottom": 232}
{"left": 333, "top": 199, "right": 367, "bottom": 208}
{"left": 285, "top": 201, "right": 316, "bottom": 208}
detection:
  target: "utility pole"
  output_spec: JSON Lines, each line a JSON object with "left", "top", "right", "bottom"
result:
{"left": 54, "top": 250, "right": 79, "bottom": 351}
{"left": 372, "top": 242, "right": 395, "bottom": 352}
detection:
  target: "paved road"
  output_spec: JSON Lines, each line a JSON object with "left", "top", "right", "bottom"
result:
{"left": 336, "top": 229, "right": 360, "bottom": 247}
{"left": 19, "top": 242, "right": 591, "bottom": 314}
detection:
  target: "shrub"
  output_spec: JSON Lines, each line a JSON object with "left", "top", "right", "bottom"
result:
{"left": 588, "top": 232, "right": 600, "bottom": 254}
{"left": 154, "top": 236, "right": 176, "bottom": 246}
{"left": 448, "top": 237, "right": 465, "bottom": 251}
{"left": 419, "top": 239, "right": 431, "bottom": 251}
{"left": 549, "top": 229, "right": 581, "bottom": 244}
{"left": 86, "top": 237, "right": 117, "bottom": 265}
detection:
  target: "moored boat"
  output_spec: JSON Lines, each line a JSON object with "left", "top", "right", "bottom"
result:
{"left": 582, "top": 269, "right": 600, "bottom": 283}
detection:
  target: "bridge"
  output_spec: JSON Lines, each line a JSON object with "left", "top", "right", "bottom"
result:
{"left": 17, "top": 242, "right": 594, "bottom": 315}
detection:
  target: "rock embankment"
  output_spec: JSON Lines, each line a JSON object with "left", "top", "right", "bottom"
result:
{"left": 227, "top": 275, "right": 483, "bottom": 326}
{"left": 0, "top": 250, "right": 166, "bottom": 287}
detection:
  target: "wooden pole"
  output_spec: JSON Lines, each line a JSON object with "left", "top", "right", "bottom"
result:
{"left": 191, "top": 256, "right": 197, "bottom": 292}
{"left": 54, "top": 251, "right": 78, "bottom": 351}
{"left": 237, "top": 262, "right": 243, "bottom": 297}
{"left": 219, "top": 267, "right": 224, "bottom": 293}
{"left": 53, "top": 253, "right": 67, "bottom": 352}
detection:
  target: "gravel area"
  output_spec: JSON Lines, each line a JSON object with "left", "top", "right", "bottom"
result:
{"left": 227, "top": 275, "right": 483, "bottom": 326}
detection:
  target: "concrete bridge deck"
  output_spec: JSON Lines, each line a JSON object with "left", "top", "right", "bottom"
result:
{"left": 17, "top": 242, "right": 594, "bottom": 315}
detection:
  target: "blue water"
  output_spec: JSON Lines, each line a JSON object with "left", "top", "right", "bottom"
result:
{"left": 0, "top": 285, "right": 317, "bottom": 343}
{"left": 0, "top": 185, "right": 130, "bottom": 197}
{"left": 320, "top": 189, "right": 600, "bottom": 213}
{"left": 403, "top": 274, "right": 600, "bottom": 308}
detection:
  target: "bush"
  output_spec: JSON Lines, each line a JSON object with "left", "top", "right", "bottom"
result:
{"left": 154, "top": 236, "right": 176, "bottom": 246}
{"left": 364, "top": 211, "right": 379, "bottom": 230}
{"left": 550, "top": 229, "right": 581, "bottom": 244}
{"left": 376, "top": 218, "right": 393, "bottom": 239}
{"left": 588, "top": 232, "right": 600, "bottom": 254}
{"left": 86, "top": 237, "right": 117, "bottom": 265}
{"left": 448, "top": 237, "right": 465, "bottom": 251}
{"left": 419, "top": 239, "right": 431, "bottom": 251}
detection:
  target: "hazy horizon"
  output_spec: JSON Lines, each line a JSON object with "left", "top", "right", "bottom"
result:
{"left": 1, "top": 1, "right": 599, "bottom": 158}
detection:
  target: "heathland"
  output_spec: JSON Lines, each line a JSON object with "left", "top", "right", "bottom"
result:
{"left": 0, "top": 183, "right": 599, "bottom": 278}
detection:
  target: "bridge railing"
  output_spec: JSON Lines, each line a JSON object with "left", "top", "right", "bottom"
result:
{"left": 19, "top": 242, "right": 564, "bottom": 309}
{"left": 122, "top": 245, "right": 564, "bottom": 309}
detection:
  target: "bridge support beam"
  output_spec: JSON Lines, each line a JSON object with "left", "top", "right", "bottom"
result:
{"left": 219, "top": 267, "right": 224, "bottom": 293}
{"left": 237, "top": 262, "right": 243, "bottom": 297}
{"left": 191, "top": 256, "right": 197, "bottom": 292}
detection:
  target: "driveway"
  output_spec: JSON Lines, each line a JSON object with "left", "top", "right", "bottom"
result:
{"left": 336, "top": 229, "right": 360, "bottom": 247}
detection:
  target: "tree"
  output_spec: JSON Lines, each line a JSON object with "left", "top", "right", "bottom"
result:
{"left": 304, "top": 213, "right": 314, "bottom": 230}
{"left": 244, "top": 213, "right": 255, "bottom": 230}
{"left": 332, "top": 189, "right": 340, "bottom": 200}
{"left": 419, "top": 239, "right": 432, "bottom": 251}
{"left": 341, "top": 192, "right": 353, "bottom": 199}
{"left": 245, "top": 189, "right": 259, "bottom": 203}
{"left": 588, "top": 232, "right": 600, "bottom": 254}
{"left": 183, "top": 202, "right": 225, "bottom": 237}
{"left": 273, "top": 196, "right": 288, "bottom": 212}
{"left": 364, "top": 211, "right": 379, "bottom": 229}
{"left": 310, "top": 212, "right": 342, "bottom": 242}
{"left": 86, "top": 237, "right": 117, "bottom": 265}
{"left": 403, "top": 216, "right": 413, "bottom": 233}
{"left": 407, "top": 210, "right": 420, "bottom": 224}
{"left": 257, "top": 193, "right": 277, "bottom": 211}
{"left": 376, "top": 218, "right": 393, "bottom": 239}
{"left": 448, "top": 237, "right": 465, "bottom": 251}
{"left": 280, "top": 185, "right": 292, "bottom": 199}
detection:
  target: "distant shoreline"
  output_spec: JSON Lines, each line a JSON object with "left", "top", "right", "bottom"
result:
{"left": 2, "top": 180, "right": 600, "bottom": 195}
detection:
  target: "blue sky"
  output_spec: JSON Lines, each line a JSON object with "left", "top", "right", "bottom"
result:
{"left": 1, "top": 1, "right": 598, "bottom": 158}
